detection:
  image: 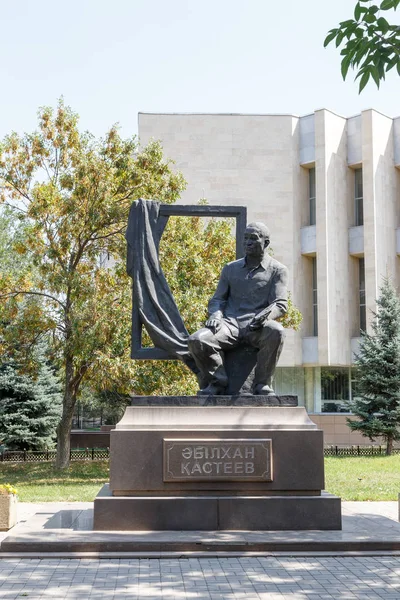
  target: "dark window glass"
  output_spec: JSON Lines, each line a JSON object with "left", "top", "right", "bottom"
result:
{"left": 355, "top": 168, "right": 363, "bottom": 226}
{"left": 309, "top": 168, "right": 316, "bottom": 226}
{"left": 351, "top": 368, "right": 360, "bottom": 401}
{"left": 359, "top": 257, "right": 366, "bottom": 333}
{"left": 312, "top": 257, "right": 318, "bottom": 336}
{"left": 321, "top": 367, "right": 350, "bottom": 412}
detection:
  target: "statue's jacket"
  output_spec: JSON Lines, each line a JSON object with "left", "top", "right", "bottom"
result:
{"left": 208, "top": 255, "right": 288, "bottom": 328}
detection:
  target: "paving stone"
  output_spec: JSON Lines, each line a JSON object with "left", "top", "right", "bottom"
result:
{"left": 2, "top": 554, "right": 400, "bottom": 598}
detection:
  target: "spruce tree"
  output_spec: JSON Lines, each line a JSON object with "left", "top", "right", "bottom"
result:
{"left": 0, "top": 345, "right": 62, "bottom": 451}
{"left": 347, "top": 277, "right": 400, "bottom": 455}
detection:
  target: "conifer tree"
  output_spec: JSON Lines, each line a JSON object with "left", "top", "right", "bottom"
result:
{"left": 347, "top": 277, "right": 400, "bottom": 454}
{"left": 0, "top": 344, "right": 62, "bottom": 451}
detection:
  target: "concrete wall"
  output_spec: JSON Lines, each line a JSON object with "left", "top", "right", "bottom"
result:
{"left": 70, "top": 431, "right": 111, "bottom": 449}
{"left": 347, "top": 115, "right": 362, "bottom": 166}
{"left": 362, "top": 110, "right": 397, "bottom": 329}
{"left": 299, "top": 113, "right": 315, "bottom": 165}
{"left": 310, "top": 414, "right": 400, "bottom": 448}
{"left": 314, "top": 110, "right": 351, "bottom": 366}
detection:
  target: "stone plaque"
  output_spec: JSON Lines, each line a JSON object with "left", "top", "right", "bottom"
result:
{"left": 163, "top": 438, "right": 272, "bottom": 482}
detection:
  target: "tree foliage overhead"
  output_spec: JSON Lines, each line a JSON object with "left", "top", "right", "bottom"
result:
{"left": 324, "top": 0, "right": 400, "bottom": 92}
{"left": 347, "top": 277, "right": 400, "bottom": 454}
{"left": 0, "top": 207, "right": 33, "bottom": 278}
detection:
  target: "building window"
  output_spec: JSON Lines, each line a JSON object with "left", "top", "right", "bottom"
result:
{"left": 354, "top": 168, "right": 363, "bottom": 226}
{"left": 309, "top": 167, "right": 316, "bottom": 226}
{"left": 321, "top": 367, "right": 350, "bottom": 412}
{"left": 359, "top": 257, "right": 366, "bottom": 333}
{"left": 312, "top": 257, "right": 318, "bottom": 336}
{"left": 350, "top": 368, "right": 360, "bottom": 403}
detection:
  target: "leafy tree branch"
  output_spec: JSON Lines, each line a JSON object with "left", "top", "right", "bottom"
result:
{"left": 324, "top": 0, "right": 400, "bottom": 92}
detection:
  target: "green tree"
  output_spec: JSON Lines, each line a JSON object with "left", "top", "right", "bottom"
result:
{"left": 0, "top": 344, "right": 62, "bottom": 450}
{"left": 0, "top": 99, "right": 186, "bottom": 468}
{"left": 77, "top": 387, "right": 131, "bottom": 427}
{"left": 0, "top": 207, "right": 31, "bottom": 276}
{"left": 324, "top": 0, "right": 400, "bottom": 92}
{"left": 347, "top": 277, "right": 400, "bottom": 454}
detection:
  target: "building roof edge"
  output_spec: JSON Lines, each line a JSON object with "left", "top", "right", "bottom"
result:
{"left": 138, "top": 109, "right": 399, "bottom": 120}
{"left": 138, "top": 112, "right": 301, "bottom": 117}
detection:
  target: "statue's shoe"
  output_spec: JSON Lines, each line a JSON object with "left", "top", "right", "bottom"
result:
{"left": 254, "top": 384, "right": 275, "bottom": 396}
{"left": 197, "top": 383, "right": 226, "bottom": 396}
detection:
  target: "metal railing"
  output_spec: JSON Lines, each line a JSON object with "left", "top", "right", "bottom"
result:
{"left": 0, "top": 448, "right": 110, "bottom": 462}
{"left": 324, "top": 445, "right": 400, "bottom": 456}
{"left": 1, "top": 445, "right": 399, "bottom": 462}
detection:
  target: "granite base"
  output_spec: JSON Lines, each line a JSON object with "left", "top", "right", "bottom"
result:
{"left": 93, "top": 397, "right": 342, "bottom": 533}
{"left": 93, "top": 485, "right": 342, "bottom": 531}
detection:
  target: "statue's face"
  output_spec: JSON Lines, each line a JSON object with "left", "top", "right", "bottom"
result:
{"left": 243, "top": 227, "right": 266, "bottom": 258}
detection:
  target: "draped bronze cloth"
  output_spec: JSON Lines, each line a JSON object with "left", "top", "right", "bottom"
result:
{"left": 126, "top": 199, "right": 196, "bottom": 369}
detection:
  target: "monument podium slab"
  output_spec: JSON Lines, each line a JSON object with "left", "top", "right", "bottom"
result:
{"left": 93, "top": 396, "right": 342, "bottom": 531}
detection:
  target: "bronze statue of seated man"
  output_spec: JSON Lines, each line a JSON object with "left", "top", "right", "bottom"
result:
{"left": 188, "top": 222, "right": 288, "bottom": 396}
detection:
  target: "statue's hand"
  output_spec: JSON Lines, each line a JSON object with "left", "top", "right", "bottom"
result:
{"left": 248, "top": 315, "right": 264, "bottom": 330}
{"left": 249, "top": 305, "right": 273, "bottom": 331}
{"left": 205, "top": 318, "right": 222, "bottom": 334}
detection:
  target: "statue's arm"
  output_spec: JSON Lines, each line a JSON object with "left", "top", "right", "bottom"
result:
{"left": 266, "top": 265, "right": 288, "bottom": 320}
{"left": 249, "top": 266, "right": 288, "bottom": 330}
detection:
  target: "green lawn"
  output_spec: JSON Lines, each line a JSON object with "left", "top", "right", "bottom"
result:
{"left": 324, "top": 455, "right": 400, "bottom": 501}
{"left": 0, "top": 461, "right": 109, "bottom": 502}
{"left": 1, "top": 456, "right": 399, "bottom": 502}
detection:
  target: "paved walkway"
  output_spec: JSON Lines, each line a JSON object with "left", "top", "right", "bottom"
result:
{"left": 1, "top": 555, "right": 400, "bottom": 599}
{"left": 0, "top": 502, "right": 400, "bottom": 599}
{"left": 1, "top": 501, "right": 400, "bottom": 554}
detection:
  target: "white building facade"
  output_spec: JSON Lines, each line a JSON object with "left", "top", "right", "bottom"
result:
{"left": 138, "top": 110, "right": 400, "bottom": 421}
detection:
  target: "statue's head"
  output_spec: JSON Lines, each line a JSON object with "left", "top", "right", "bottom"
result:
{"left": 244, "top": 222, "right": 270, "bottom": 258}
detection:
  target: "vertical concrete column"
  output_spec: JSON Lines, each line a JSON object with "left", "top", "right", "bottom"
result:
{"left": 314, "top": 110, "right": 350, "bottom": 366}
{"left": 287, "top": 116, "right": 305, "bottom": 367}
{"left": 361, "top": 110, "right": 395, "bottom": 333}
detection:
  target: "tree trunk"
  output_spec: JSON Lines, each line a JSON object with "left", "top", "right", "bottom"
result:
{"left": 386, "top": 436, "right": 393, "bottom": 456}
{"left": 55, "top": 356, "right": 76, "bottom": 469}
{"left": 56, "top": 406, "right": 74, "bottom": 469}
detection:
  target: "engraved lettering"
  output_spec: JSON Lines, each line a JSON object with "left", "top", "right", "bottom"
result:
{"left": 182, "top": 447, "right": 192, "bottom": 459}
{"left": 191, "top": 462, "right": 202, "bottom": 474}
{"left": 181, "top": 462, "right": 190, "bottom": 476}
{"left": 245, "top": 447, "right": 255, "bottom": 459}
{"left": 193, "top": 447, "right": 204, "bottom": 459}
{"left": 210, "top": 448, "right": 220, "bottom": 459}
{"left": 221, "top": 447, "right": 231, "bottom": 459}
{"left": 164, "top": 439, "right": 272, "bottom": 482}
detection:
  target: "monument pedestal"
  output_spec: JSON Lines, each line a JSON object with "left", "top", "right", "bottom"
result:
{"left": 93, "top": 396, "right": 342, "bottom": 531}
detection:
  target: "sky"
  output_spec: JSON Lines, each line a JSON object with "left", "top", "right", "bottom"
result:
{"left": 1, "top": 0, "right": 400, "bottom": 141}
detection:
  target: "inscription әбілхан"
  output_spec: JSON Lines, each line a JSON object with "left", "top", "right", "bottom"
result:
{"left": 163, "top": 439, "right": 272, "bottom": 482}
